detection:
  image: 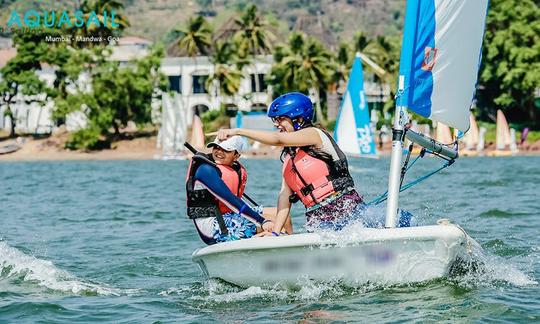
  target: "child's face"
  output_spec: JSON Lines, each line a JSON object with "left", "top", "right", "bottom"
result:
{"left": 212, "top": 146, "right": 239, "bottom": 165}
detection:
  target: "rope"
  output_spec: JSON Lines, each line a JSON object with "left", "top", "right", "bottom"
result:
{"left": 366, "top": 152, "right": 454, "bottom": 206}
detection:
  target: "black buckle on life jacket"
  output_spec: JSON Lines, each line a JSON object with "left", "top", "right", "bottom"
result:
{"left": 289, "top": 193, "right": 300, "bottom": 203}
{"left": 300, "top": 184, "right": 315, "bottom": 196}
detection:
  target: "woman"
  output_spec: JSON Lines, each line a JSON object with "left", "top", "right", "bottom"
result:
{"left": 213, "top": 92, "right": 363, "bottom": 234}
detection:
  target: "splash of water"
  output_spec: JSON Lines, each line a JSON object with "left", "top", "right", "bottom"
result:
{"left": 0, "top": 240, "right": 127, "bottom": 296}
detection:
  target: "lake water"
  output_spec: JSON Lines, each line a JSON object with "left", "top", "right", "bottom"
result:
{"left": 1, "top": 157, "right": 538, "bottom": 322}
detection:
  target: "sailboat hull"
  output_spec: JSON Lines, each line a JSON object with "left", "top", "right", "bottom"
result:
{"left": 192, "top": 224, "right": 473, "bottom": 288}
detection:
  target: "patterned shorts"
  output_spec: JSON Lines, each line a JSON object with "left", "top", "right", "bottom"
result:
{"left": 305, "top": 191, "right": 364, "bottom": 231}
{"left": 212, "top": 212, "right": 258, "bottom": 243}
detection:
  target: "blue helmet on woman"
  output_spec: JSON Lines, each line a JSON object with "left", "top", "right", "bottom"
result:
{"left": 267, "top": 92, "right": 314, "bottom": 130}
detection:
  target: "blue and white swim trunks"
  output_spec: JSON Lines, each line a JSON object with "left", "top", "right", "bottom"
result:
{"left": 193, "top": 206, "right": 263, "bottom": 244}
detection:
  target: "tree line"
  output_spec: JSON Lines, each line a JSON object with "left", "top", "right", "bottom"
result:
{"left": 177, "top": 0, "right": 539, "bottom": 129}
{"left": 1, "top": 0, "right": 538, "bottom": 150}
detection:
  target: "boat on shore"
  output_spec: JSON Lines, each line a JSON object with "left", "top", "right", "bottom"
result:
{"left": 0, "top": 143, "right": 21, "bottom": 155}
{"left": 488, "top": 110, "right": 518, "bottom": 157}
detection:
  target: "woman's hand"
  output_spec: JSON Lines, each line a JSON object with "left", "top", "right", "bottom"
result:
{"left": 206, "top": 128, "right": 238, "bottom": 141}
{"left": 262, "top": 220, "right": 273, "bottom": 232}
{"left": 254, "top": 231, "right": 274, "bottom": 237}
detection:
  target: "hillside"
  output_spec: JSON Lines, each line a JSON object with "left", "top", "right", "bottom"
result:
{"left": 0, "top": 0, "right": 406, "bottom": 47}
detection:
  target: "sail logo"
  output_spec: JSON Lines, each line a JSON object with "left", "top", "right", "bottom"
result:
{"left": 356, "top": 125, "right": 373, "bottom": 154}
{"left": 421, "top": 47, "right": 437, "bottom": 71}
{"left": 359, "top": 90, "right": 366, "bottom": 110}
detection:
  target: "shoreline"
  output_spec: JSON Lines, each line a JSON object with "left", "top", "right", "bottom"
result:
{"left": 1, "top": 135, "right": 540, "bottom": 162}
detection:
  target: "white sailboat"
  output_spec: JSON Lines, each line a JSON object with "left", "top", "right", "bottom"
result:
{"left": 435, "top": 122, "right": 453, "bottom": 144}
{"left": 334, "top": 53, "right": 377, "bottom": 157}
{"left": 190, "top": 113, "right": 205, "bottom": 151}
{"left": 489, "top": 110, "right": 518, "bottom": 156}
{"left": 460, "top": 115, "right": 481, "bottom": 156}
{"left": 192, "top": 0, "right": 489, "bottom": 288}
{"left": 158, "top": 93, "right": 188, "bottom": 160}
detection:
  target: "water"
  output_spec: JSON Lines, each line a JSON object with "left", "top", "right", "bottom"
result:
{"left": 1, "top": 157, "right": 538, "bottom": 322}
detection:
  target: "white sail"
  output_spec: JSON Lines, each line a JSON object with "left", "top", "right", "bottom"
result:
{"left": 334, "top": 53, "right": 377, "bottom": 156}
{"left": 190, "top": 114, "right": 205, "bottom": 150}
{"left": 160, "top": 93, "right": 177, "bottom": 155}
{"left": 386, "top": 0, "right": 489, "bottom": 226}
{"left": 495, "top": 110, "right": 511, "bottom": 150}
{"left": 397, "top": 0, "right": 489, "bottom": 131}
{"left": 463, "top": 114, "right": 479, "bottom": 150}
{"left": 477, "top": 127, "right": 486, "bottom": 152}
{"left": 435, "top": 122, "right": 452, "bottom": 144}
{"left": 510, "top": 128, "right": 518, "bottom": 153}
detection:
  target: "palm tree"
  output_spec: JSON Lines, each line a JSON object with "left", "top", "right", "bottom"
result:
{"left": 205, "top": 41, "right": 243, "bottom": 105}
{"left": 70, "top": 0, "right": 130, "bottom": 47}
{"left": 176, "top": 16, "right": 213, "bottom": 57}
{"left": 368, "top": 35, "right": 400, "bottom": 111}
{"left": 233, "top": 4, "right": 275, "bottom": 95}
{"left": 352, "top": 31, "right": 371, "bottom": 55}
{"left": 176, "top": 16, "right": 212, "bottom": 118}
{"left": 332, "top": 43, "right": 351, "bottom": 89}
{"left": 270, "top": 32, "right": 332, "bottom": 122}
{"left": 233, "top": 4, "right": 274, "bottom": 55}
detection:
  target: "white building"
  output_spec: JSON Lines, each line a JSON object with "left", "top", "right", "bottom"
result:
{"left": 160, "top": 55, "right": 273, "bottom": 124}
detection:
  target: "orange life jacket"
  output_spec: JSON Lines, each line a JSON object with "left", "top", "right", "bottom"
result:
{"left": 215, "top": 164, "right": 247, "bottom": 214}
{"left": 185, "top": 153, "right": 247, "bottom": 218}
{"left": 282, "top": 130, "right": 355, "bottom": 208}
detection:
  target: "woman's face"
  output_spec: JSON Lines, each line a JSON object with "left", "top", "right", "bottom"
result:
{"left": 271, "top": 116, "right": 298, "bottom": 132}
{"left": 212, "top": 146, "right": 239, "bottom": 165}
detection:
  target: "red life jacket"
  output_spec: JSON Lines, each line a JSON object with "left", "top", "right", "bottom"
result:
{"left": 282, "top": 130, "right": 355, "bottom": 208}
{"left": 215, "top": 164, "right": 247, "bottom": 214}
{"left": 185, "top": 153, "right": 247, "bottom": 218}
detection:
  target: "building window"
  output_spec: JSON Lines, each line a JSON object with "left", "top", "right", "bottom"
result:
{"left": 192, "top": 75, "right": 208, "bottom": 94}
{"left": 251, "top": 103, "right": 267, "bottom": 112}
{"left": 250, "top": 74, "right": 267, "bottom": 93}
{"left": 168, "top": 75, "right": 181, "bottom": 93}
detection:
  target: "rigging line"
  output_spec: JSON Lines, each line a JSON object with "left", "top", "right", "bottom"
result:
{"left": 366, "top": 158, "right": 454, "bottom": 206}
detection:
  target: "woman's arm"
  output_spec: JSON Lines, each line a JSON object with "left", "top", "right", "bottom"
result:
{"left": 213, "top": 128, "right": 322, "bottom": 147}
{"left": 271, "top": 179, "right": 293, "bottom": 234}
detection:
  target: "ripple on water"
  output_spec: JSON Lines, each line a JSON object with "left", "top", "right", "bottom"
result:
{"left": 479, "top": 209, "right": 530, "bottom": 218}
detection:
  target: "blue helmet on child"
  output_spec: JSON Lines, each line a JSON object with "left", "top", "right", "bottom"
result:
{"left": 267, "top": 92, "right": 314, "bottom": 130}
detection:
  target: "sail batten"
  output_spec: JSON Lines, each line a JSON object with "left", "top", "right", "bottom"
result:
{"left": 397, "top": 0, "right": 489, "bottom": 132}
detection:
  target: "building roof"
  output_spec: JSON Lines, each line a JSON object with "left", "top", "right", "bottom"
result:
{"left": 294, "top": 15, "right": 336, "bottom": 49}
{"left": 118, "top": 36, "right": 152, "bottom": 46}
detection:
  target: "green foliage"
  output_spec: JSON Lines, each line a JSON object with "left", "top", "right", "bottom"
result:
{"left": 269, "top": 32, "right": 332, "bottom": 95}
{"left": 55, "top": 0, "right": 131, "bottom": 48}
{"left": 478, "top": 0, "right": 540, "bottom": 125}
{"left": 206, "top": 41, "right": 243, "bottom": 98}
{"left": 176, "top": 16, "right": 213, "bottom": 56}
{"left": 200, "top": 107, "right": 230, "bottom": 133}
{"left": 234, "top": 2, "right": 271, "bottom": 52}
{"left": 65, "top": 124, "right": 107, "bottom": 150}
{"left": 322, "top": 119, "right": 336, "bottom": 132}
{"left": 57, "top": 46, "right": 167, "bottom": 150}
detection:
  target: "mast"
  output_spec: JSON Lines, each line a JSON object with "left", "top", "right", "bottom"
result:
{"left": 385, "top": 77, "right": 407, "bottom": 228}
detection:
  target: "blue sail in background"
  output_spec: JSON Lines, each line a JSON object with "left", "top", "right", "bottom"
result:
{"left": 397, "top": 0, "right": 489, "bottom": 132}
{"left": 334, "top": 53, "right": 377, "bottom": 156}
